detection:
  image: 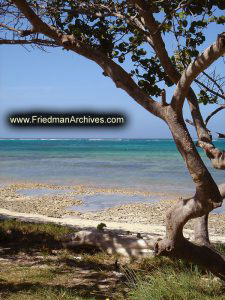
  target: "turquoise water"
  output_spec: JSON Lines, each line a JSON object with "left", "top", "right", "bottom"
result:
{"left": 0, "top": 139, "right": 224, "bottom": 195}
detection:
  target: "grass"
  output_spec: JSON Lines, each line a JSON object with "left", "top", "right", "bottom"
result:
{"left": 0, "top": 218, "right": 225, "bottom": 299}
{"left": 128, "top": 257, "right": 225, "bottom": 300}
{"left": 0, "top": 218, "right": 76, "bottom": 256}
{"left": 0, "top": 218, "right": 74, "bottom": 241}
{"left": 0, "top": 218, "right": 126, "bottom": 299}
{"left": 214, "top": 243, "right": 225, "bottom": 255}
{"left": 2, "top": 285, "right": 96, "bottom": 300}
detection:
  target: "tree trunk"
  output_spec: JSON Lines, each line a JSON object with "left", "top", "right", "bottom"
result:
{"left": 194, "top": 215, "right": 210, "bottom": 246}
{"left": 154, "top": 106, "right": 224, "bottom": 279}
{"left": 193, "top": 183, "right": 225, "bottom": 246}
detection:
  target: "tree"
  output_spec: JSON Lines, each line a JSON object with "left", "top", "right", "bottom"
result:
{"left": 1, "top": 0, "right": 225, "bottom": 279}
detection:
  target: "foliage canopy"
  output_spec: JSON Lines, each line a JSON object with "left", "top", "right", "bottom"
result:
{"left": 1, "top": 0, "right": 225, "bottom": 104}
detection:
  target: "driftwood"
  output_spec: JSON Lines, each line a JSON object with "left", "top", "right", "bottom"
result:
{"left": 62, "top": 230, "right": 156, "bottom": 258}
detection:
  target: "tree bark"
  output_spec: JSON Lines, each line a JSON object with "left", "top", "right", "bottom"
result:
{"left": 194, "top": 215, "right": 210, "bottom": 246}
{"left": 194, "top": 182, "right": 225, "bottom": 246}
{"left": 155, "top": 235, "right": 225, "bottom": 281}
{"left": 154, "top": 107, "right": 224, "bottom": 278}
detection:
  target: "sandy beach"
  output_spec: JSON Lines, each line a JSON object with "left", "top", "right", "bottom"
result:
{"left": 0, "top": 181, "right": 225, "bottom": 243}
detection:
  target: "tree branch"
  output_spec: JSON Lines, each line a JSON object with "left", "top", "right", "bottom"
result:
{"left": 130, "top": 0, "right": 180, "bottom": 83}
{"left": 11, "top": 0, "right": 60, "bottom": 41}
{"left": 0, "top": 38, "right": 58, "bottom": 46}
{"left": 58, "top": 3, "right": 154, "bottom": 48}
{"left": 60, "top": 3, "right": 120, "bottom": 19}
{"left": 161, "top": 89, "right": 167, "bottom": 106}
{"left": 185, "top": 118, "right": 211, "bottom": 134}
{"left": 11, "top": 0, "right": 162, "bottom": 118}
{"left": 171, "top": 33, "right": 225, "bottom": 113}
{"left": 198, "top": 141, "right": 225, "bottom": 169}
{"left": 194, "top": 78, "right": 225, "bottom": 102}
{"left": 0, "top": 21, "right": 40, "bottom": 37}
{"left": 186, "top": 113, "right": 225, "bottom": 169}
{"left": 205, "top": 105, "right": 225, "bottom": 125}
{"left": 129, "top": 0, "right": 211, "bottom": 143}
{"left": 153, "top": 0, "right": 194, "bottom": 35}
{"left": 0, "top": 22, "right": 21, "bottom": 34}
{"left": 203, "top": 71, "right": 225, "bottom": 95}
{"left": 217, "top": 132, "right": 225, "bottom": 138}
{"left": 60, "top": 34, "right": 162, "bottom": 116}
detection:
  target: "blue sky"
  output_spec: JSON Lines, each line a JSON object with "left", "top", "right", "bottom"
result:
{"left": 0, "top": 24, "right": 224, "bottom": 139}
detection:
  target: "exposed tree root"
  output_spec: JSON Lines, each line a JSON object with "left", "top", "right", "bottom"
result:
{"left": 154, "top": 236, "right": 225, "bottom": 281}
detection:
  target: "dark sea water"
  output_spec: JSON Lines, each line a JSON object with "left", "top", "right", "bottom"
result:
{"left": 0, "top": 139, "right": 224, "bottom": 196}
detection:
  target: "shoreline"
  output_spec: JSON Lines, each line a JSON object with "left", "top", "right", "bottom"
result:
{"left": 0, "top": 181, "right": 225, "bottom": 240}
{"left": 0, "top": 207, "right": 225, "bottom": 245}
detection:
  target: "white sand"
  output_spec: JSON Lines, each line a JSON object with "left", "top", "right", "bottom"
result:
{"left": 0, "top": 208, "right": 224, "bottom": 244}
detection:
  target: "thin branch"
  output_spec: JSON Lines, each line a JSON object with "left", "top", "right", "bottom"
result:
{"left": 203, "top": 71, "right": 224, "bottom": 95}
{"left": 0, "top": 22, "right": 21, "bottom": 34}
{"left": 11, "top": 0, "right": 60, "bottom": 41}
{"left": 161, "top": 89, "right": 167, "bottom": 106}
{"left": 186, "top": 118, "right": 225, "bottom": 139}
{"left": 59, "top": 4, "right": 154, "bottom": 47}
{"left": 154, "top": 0, "right": 194, "bottom": 34}
{"left": 205, "top": 105, "right": 225, "bottom": 125}
{"left": 185, "top": 118, "right": 211, "bottom": 134}
{"left": 217, "top": 132, "right": 225, "bottom": 138}
{"left": 171, "top": 33, "right": 225, "bottom": 113}
{"left": 186, "top": 113, "right": 225, "bottom": 169}
{"left": 0, "top": 38, "right": 58, "bottom": 46}
{"left": 130, "top": 0, "right": 210, "bottom": 143}
{"left": 61, "top": 6, "right": 116, "bottom": 19}
{"left": 130, "top": 0, "right": 180, "bottom": 84}
{"left": 194, "top": 78, "right": 225, "bottom": 101}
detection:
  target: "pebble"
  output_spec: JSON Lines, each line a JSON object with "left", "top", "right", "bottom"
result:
{"left": 0, "top": 182, "right": 224, "bottom": 235}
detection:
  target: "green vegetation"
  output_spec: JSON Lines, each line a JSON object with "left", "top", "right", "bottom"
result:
{"left": 96, "top": 223, "right": 107, "bottom": 231}
{"left": 0, "top": 219, "right": 224, "bottom": 299}
{"left": 0, "top": 218, "right": 75, "bottom": 239}
{"left": 0, "top": 218, "right": 75, "bottom": 252}
{"left": 129, "top": 257, "right": 225, "bottom": 300}
{"left": 0, "top": 219, "right": 126, "bottom": 299}
{"left": 2, "top": 285, "right": 95, "bottom": 300}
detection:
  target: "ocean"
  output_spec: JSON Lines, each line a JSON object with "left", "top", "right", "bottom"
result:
{"left": 0, "top": 139, "right": 224, "bottom": 196}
